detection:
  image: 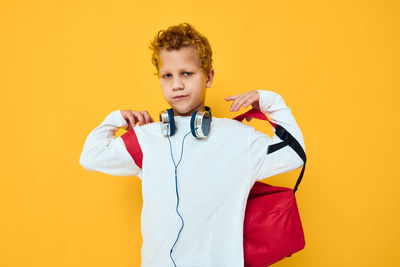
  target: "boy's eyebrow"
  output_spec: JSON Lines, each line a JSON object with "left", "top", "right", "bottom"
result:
{"left": 160, "top": 68, "right": 195, "bottom": 74}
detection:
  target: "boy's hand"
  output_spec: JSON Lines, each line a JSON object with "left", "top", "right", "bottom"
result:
{"left": 120, "top": 110, "right": 154, "bottom": 131}
{"left": 225, "top": 90, "right": 260, "bottom": 121}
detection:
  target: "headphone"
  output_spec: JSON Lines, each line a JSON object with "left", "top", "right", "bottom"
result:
{"left": 159, "top": 106, "right": 212, "bottom": 139}
{"left": 159, "top": 106, "right": 212, "bottom": 267}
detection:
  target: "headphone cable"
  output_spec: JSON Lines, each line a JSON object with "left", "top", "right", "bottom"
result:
{"left": 166, "top": 125, "right": 199, "bottom": 267}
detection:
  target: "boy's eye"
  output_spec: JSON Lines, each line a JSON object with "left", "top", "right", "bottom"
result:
{"left": 162, "top": 72, "right": 192, "bottom": 79}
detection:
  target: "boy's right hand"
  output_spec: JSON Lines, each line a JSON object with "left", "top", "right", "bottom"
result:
{"left": 120, "top": 110, "right": 154, "bottom": 131}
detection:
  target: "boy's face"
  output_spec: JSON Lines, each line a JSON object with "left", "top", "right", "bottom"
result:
{"left": 158, "top": 46, "right": 214, "bottom": 117}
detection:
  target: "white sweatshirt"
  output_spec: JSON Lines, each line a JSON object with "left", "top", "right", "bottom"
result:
{"left": 79, "top": 90, "right": 306, "bottom": 267}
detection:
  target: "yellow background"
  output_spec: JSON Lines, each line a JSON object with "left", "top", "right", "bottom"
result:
{"left": 1, "top": 0, "right": 399, "bottom": 266}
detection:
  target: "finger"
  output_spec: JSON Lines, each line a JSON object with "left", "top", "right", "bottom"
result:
{"left": 126, "top": 111, "right": 137, "bottom": 128}
{"left": 233, "top": 94, "right": 255, "bottom": 112}
{"left": 126, "top": 123, "right": 133, "bottom": 132}
{"left": 229, "top": 93, "right": 247, "bottom": 111}
{"left": 141, "top": 110, "right": 152, "bottom": 124}
{"left": 230, "top": 95, "right": 246, "bottom": 111}
{"left": 242, "top": 95, "right": 259, "bottom": 109}
{"left": 132, "top": 111, "right": 145, "bottom": 126}
{"left": 243, "top": 92, "right": 259, "bottom": 108}
{"left": 225, "top": 94, "right": 241, "bottom": 101}
{"left": 230, "top": 93, "right": 253, "bottom": 111}
{"left": 146, "top": 113, "right": 154, "bottom": 124}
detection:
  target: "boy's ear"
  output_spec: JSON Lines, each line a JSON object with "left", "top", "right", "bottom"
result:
{"left": 206, "top": 69, "right": 215, "bottom": 88}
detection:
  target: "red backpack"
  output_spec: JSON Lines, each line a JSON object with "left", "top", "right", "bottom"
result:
{"left": 233, "top": 109, "right": 307, "bottom": 267}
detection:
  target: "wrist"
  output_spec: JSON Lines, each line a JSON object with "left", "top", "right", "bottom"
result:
{"left": 256, "top": 90, "right": 280, "bottom": 113}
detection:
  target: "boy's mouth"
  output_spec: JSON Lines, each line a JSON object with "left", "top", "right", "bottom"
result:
{"left": 173, "top": 95, "right": 188, "bottom": 101}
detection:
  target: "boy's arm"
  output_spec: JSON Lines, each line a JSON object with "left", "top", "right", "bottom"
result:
{"left": 248, "top": 90, "right": 306, "bottom": 182}
{"left": 79, "top": 110, "right": 142, "bottom": 177}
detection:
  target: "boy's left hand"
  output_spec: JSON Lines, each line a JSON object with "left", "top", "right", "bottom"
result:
{"left": 225, "top": 90, "right": 260, "bottom": 121}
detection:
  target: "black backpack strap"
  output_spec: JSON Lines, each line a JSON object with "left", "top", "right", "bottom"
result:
{"left": 270, "top": 124, "right": 307, "bottom": 194}
{"left": 233, "top": 109, "right": 307, "bottom": 194}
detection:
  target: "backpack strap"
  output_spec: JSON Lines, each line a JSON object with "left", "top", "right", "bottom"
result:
{"left": 121, "top": 128, "right": 143, "bottom": 169}
{"left": 233, "top": 108, "right": 307, "bottom": 194}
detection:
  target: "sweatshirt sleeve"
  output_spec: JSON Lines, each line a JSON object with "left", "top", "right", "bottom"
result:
{"left": 79, "top": 110, "right": 142, "bottom": 178}
{"left": 248, "top": 90, "right": 306, "bottom": 182}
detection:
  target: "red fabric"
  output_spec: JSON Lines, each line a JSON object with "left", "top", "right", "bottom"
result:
{"left": 243, "top": 182, "right": 305, "bottom": 267}
{"left": 233, "top": 109, "right": 305, "bottom": 266}
{"left": 121, "top": 128, "right": 143, "bottom": 168}
{"left": 233, "top": 108, "right": 277, "bottom": 128}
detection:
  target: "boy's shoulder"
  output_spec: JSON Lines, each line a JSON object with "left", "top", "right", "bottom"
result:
{"left": 216, "top": 116, "right": 253, "bottom": 129}
{"left": 212, "top": 116, "right": 256, "bottom": 138}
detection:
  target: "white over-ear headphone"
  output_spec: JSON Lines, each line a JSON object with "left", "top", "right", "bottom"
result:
{"left": 159, "top": 106, "right": 212, "bottom": 138}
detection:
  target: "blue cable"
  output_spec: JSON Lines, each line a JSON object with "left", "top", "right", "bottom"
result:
{"left": 166, "top": 124, "right": 199, "bottom": 267}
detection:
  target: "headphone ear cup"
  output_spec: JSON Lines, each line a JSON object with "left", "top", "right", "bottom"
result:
{"left": 190, "top": 109, "right": 212, "bottom": 138}
{"left": 167, "top": 109, "right": 176, "bottom": 136}
{"left": 160, "top": 109, "right": 176, "bottom": 136}
{"left": 190, "top": 110, "right": 199, "bottom": 138}
{"left": 201, "top": 113, "right": 211, "bottom": 136}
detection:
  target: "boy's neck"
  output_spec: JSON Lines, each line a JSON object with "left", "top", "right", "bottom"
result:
{"left": 172, "top": 104, "right": 206, "bottom": 117}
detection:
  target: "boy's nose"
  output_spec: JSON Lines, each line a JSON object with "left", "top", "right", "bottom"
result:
{"left": 172, "top": 78, "right": 184, "bottom": 90}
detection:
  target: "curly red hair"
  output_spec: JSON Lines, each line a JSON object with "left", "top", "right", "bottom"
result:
{"left": 149, "top": 22, "right": 213, "bottom": 77}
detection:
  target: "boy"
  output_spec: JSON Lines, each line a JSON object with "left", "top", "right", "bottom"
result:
{"left": 79, "top": 22, "right": 306, "bottom": 267}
